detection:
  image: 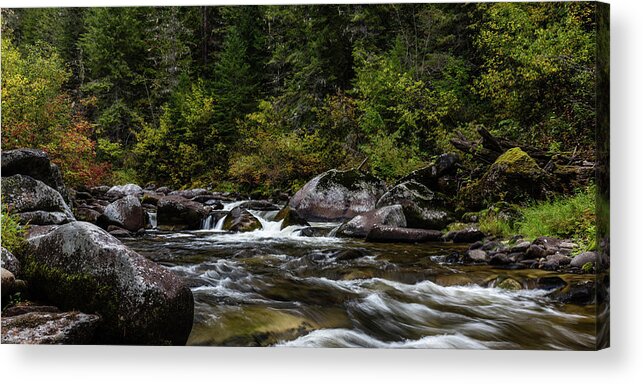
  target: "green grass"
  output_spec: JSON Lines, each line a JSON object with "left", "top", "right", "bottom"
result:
{"left": 477, "top": 185, "right": 596, "bottom": 249}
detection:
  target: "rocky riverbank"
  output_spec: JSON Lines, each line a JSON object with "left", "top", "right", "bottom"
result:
{"left": 1, "top": 145, "right": 608, "bottom": 345}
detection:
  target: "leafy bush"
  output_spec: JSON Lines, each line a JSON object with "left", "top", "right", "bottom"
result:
{"left": 1, "top": 204, "right": 27, "bottom": 255}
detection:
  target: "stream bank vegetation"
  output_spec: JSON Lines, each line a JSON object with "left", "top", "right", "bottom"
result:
{"left": 1, "top": 2, "right": 605, "bottom": 249}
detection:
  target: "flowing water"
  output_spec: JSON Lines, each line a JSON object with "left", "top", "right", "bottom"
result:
{"left": 124, "top": 210, "right": 597, "bottom": 349}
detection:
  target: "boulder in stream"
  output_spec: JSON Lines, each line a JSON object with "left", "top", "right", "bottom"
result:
{"left": 100, "top": 195, "right": 145, "bottom": 232}
{"left": 1, "top": 174, "right": 75, "bottom": 225}
{"left": 289, "top": 169, "right": 386, "bottom": 221}
{"left": 26, "top": 221, "right": 194, "bottom": 345}
{"left": 157, "top": 195, "right": 206, "bottom": 230}
{"left": 365, "top": 225, "right": 442, "bottom": 243}
{"left": 336, "top": 205, "right": 406, "bottom": 238}
{"left": 376, "top": 180, "right": 452, "bottom": 230}
{"left": 223, "top": 207, "right": 262, "bottom": 232}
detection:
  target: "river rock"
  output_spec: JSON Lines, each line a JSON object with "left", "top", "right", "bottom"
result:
{"left": 540, "top": 253, "right": 572, "bottom": 270}
{"left": 509, "top": 241, "right": 531, "bottom": 253}
{"left": 336, "top": 205, "right": 406, "bottom": 238}
{"left": 1, "top": 247, "right": 21, "bottom": 276}
{"left": 1, "top": 148, "right": 71, "bottom": 204}
{"left": 524, "top": 244, "right": 547, "bottom": 260}
{"left": 18, "top": 211, "right": 73, "bottom": 225}
{"left": 497, "top": 277, "right": 522, "bottom": 291}
{"left": 223, "top": 208, "right": 262, "bottom": 232}
{"left": 1, "top": 311, "right": 101, "bottom": 344}
{"left": 365, "top": 225, "right": 442, "bottom": 243}
{"left": 75, "top": 207, "right": 102, "bottom": 224}
{"left": 1, "top": 267, "right": 17, "bottom": 299}
{"left": 289, "top": 169, "right": 386, "bottom": 221}
{"left": 464, "top": 249, "right": 488, "bottom": 263}
{"left": 460, "top": 147, "right": 552, "bottom": 209}
{"left": 169, "top": 188, "right": 209, "bottom": 199}
{"left": 157, "top": 195, "right": 206, "bottom": 230}
{"left": 570, "top": 251, "right": 598, "bottom": 268}
{"left": 100, "top": 195, "right": 145, "bottom": 232}
{"left": 141, "top": 192, "right": 164, "bottom": 205}
{"left": 444, "top": 227, "right": 485, "bottom": 243}
{"left": 273, "top": 206, "right": 310, "bottom": 230}
{"left": 489, "top": 253, "right": 512, "bottom": 266}
{"left": 106, "top": 184, "right": 143, "bottom": 200}
{"left": 26, "top": 221, "right": 194, "bottom": 345}
{"left": 376, "top": 181, "right": 452, "bottom": 230}
{"left": 2, "top": 174, "right": 75, "bottom": 224}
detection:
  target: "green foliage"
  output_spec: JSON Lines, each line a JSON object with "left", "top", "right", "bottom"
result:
{"left": 478, "top": 210, "right": 514, "bottom": 238}
{"left": 229, "top": 100, "right": 334, "bottom": 194}
{"left": 1, "top": 204, "right": 27, "bottom": 255}
{"left": 473, "top": 2, "right": 596, "bottom": 148}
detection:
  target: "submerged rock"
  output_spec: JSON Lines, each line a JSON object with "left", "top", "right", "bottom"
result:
{"left": 289, "top": 169, "right": 386, "bottom": 221}
{"left": 157, "top": 195, "right": 206, "bottom": 230}
{"left": 26, "top": 221, "right": 194, "bottom": 345}
{"left": 1, "top": 174, "right": 75, "bottom": 225}
{"left": 376, "top": 181, "right": 452, "bottom": 230}
{"left": 365, "top": 225, "right": 442, "bottom": 243}
{"left": 223, "top": 208, "right": 262, "bottom": 232}
{"left": 336, "top": 205, "right": 406, "bottom": 238}
{"left": 1, "top": 311, "right": 100, "bottom": 344}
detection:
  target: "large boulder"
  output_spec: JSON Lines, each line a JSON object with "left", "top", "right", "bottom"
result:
{"left": 1, "top": 148, "right": 70, "bottom": 204}
{"left": 1, "top": 174, "right": 75, "bottom": 224}
{"left": 223, "top": 208, "right": 262, "bottom": 232}
{"left": 289, "top": 169, "right": 386, "bottom": 221}
{"left": 100, "top": 195, "right": 145, "bottom": 232}
{"left": 376, "top": 181, "right": 452, "bottom": 230}
{"left": 1, "top": 311, "right": 101, "bottom": 344}
{"left": 273, "top": 206, "right": 310, "bottom": 230}
{"left": 25, "top": 222, "right": 194, "bottom": 345}
{"left": 336, "top": 205, "right": 407, "bottom": 238}
{"left": 460, "top": 147, "right": 552, "bottom": 209}
{"left": 157, "top": 195, "right": 206, "bottom": 230}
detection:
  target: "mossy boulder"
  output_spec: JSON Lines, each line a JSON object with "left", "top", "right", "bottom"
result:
{"left": 376, "top": 181, "right": 452, "bottom": 230}
{"left": 273, "top": 206, "right": 309, "bottom": 230}
{"left": 289, "top": 169, "right": 387, "bottom": 221}
{"left": 223, "top": 207, "right": 262, "bottom": 232}
{"left": 26, "top": 221, "right": 194, "bottom": 345}
{"left": 460, "top": 147, "right": 552, "bottom": 210}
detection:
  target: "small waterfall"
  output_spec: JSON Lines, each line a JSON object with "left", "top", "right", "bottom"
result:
{"left": 248, "top": 210, "right": 283, "bottom": 233}
{"left": 202, "top": 213, "right": 227, "bottom": 231}
{"left": 147, "top": 212, "right": 157, "bottom": 229}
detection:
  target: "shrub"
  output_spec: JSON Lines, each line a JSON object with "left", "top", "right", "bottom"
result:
{"left": 1, "top": 204, "right": 27, "bottom": 255}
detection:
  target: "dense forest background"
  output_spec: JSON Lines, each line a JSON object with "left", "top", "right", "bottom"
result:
{"left": 1, "top": 3, "right": 597, "bottom": 195}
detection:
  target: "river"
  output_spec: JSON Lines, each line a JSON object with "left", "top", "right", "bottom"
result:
{"left": 123, "top": 209, "right": 597, "bottom": 349}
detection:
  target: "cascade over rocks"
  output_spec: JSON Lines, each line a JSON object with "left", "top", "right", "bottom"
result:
{"left": 223, "top": 207, "right": 262, "bottom": 232}
{"left": 1, "top": 174, "right": 75, "bottom": 225}
{"left": 273, "top": 206, "right": 309, "bottom": 230}
{"left": 336, "top": 205, "right": 406, "bottom": 238}
{"left": 289, "top": 169, "right": 386, "bottom": 221}
{"left": 26, "top": 221, "right": 194, "bottom": 345}
{"left": 376, "top": 181, "right": 452, "bottom": 230}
